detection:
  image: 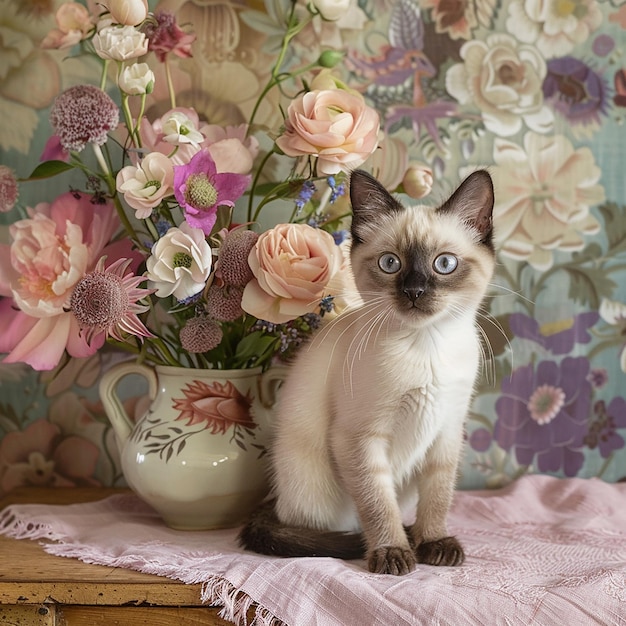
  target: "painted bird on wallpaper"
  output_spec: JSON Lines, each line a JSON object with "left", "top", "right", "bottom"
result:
{"left": 346, "top": 0, "right": 456, "bottom": 146}
{"left": 346, "top": 0, "right": 435, "bottom": 108}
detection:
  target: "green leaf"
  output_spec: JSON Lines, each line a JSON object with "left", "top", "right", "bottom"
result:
{"left": 597, "top": 202, "right": 626, "bottom": 256}
{"left": 565, "top": 266, "right": 617, "bottom": 308}
{"left": 21, "top": 160, "right": 75, "bottom": 181}
{"left": 232, "top": 331, "right": 279, "bottom": 368}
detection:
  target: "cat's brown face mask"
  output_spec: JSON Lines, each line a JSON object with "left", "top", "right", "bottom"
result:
{"left": 349, "top": 169, "right": 496, "bottom": 325}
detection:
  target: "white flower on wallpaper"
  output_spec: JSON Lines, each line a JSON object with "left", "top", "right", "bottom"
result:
{"left": 445, "top": 33, "right": 553, "bottom": 136}
{"left": 599, "top": 299, "right": 626, "bottom": 373}
{"left": 506, "top": 0, "right": 603, "bottom": 58}
{"left": 490, "top": 131, "right": 604, "bottom": 270}
{"left": 0, "top": 0, "right": 60, "bottom": 153}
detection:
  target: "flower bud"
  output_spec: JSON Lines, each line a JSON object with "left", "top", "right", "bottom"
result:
{"left": 118, "top": 62, "right": 155, "bottom": 95}
{"left": 402, "top": 163, "right": 434, "bottom": 199}
{"left": 106, "top": 0, "right": 149, "bottom": 26}
{"left": 0, "top": 165, "right": 18, "bottom": 213}
{"left": 309, "top": 0, "right": 351, "bottom": 21}
{"left": 318, "top": 50, "right": 344, "bottom": 68}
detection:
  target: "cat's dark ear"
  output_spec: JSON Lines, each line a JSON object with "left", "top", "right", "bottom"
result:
{"left": 350, "top": 170, "right": 404, "bottom": 244}
{"left": 440, "top": 170, "right": 494, "bottom": 246}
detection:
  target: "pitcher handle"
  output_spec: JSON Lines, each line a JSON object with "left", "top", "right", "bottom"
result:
{"left": 99, "top": 362, "right": 158, "bottom": 445}
{"left": 259, "top": 365, "right": 289, "bottom": 409}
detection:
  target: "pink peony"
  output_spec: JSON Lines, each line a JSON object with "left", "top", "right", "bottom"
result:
{"left": 40, "top": 135, "right": 69, "bottom": 162}
{"left": 0, "top": 192, "right": 140, "bottom": 370}
{"left": 242, "top": 223, "right": 343, "bottom": 323}
{"left": 276, "top": 89, "right": 380, "bottom": 175}
{"left": 204, "top": 124, "right": 260, "bottom": 175}
{"left": 0, "top": 419, "right": 100, "bottom": 493}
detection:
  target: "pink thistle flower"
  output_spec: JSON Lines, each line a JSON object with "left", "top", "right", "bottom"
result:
{"left": 143, "top": 10, "right": 196, "bottom": 63}
{"left": 50, "top": 85, "right": 119, "bottom": 152}
{"left": 179, "top": 316, "right": 223, "bottom": 353}
{"left": 174, "top": 150, "right": 250, "bottom": 235}
{"left": 70, "top": 257, "right": 155, "bottom": 345}
{"left": 217, "top": 228, "right": 259, "bottom": 286}
{"left": 0, "top": 165, "right": 18, "bottom": 213}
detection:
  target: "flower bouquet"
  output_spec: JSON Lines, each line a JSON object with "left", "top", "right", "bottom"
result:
{"left": 0, "top": 0, "right": 428, "bottom": 376}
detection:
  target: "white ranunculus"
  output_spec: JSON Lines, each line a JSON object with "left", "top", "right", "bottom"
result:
{"left": 118, "top": 62, "right": 155, "bottom": 95}
{"left": 105, "top": 0, "right": 149, "bottom": 26}
{"left": 310, "top": 0, "right": 351, "bottom": 21}
{"left": 116, "top": 152, "right": 174, "bottom": 219}
{"left": 146, "top": 222, "right": 213, "bottom": 301}
{"left": 93, "top": 23, "right": 148, "bottom": 61}
{"left": 161, "top": 111, "right": 205, "bottom": 147}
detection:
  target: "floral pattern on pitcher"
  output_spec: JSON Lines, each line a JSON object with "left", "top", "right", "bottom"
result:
{"left": 174, "top": 379, "right": 263, "bottom": 453}
{"left": 129, "top": 379, "right": 264, "bottom": 463}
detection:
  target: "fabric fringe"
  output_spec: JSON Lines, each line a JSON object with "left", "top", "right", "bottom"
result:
{"left": 202, "top": 576, "right": 286, "bottom": 626}
{"left": 0, "top": 505, "right": 283, "bottom": 626}
{"left": 0, "top": 506, "right": 55, "bottom": 541}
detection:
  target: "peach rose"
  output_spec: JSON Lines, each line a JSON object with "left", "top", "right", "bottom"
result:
{"left": 242, "top": 223, "right": 343, "bottom": 324}
{"left": 276, "top": 89, "right": 380, "bottom": 175}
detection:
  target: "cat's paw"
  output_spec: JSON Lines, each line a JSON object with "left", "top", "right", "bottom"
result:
{"left": 416, "top": 536, "right": 465, "bottom": 567}
{"left": 367, "top": 546, "right": 417, "bottom": 575}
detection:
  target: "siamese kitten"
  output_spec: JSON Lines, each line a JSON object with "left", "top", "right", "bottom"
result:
{"left": 239, "top": 169, "right": 495, "bottom": 576}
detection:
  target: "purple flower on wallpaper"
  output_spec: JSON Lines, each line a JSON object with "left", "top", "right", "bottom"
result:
{"left": 543, "top": 57, "right": 610, "bottom": 129}
{"left": 508, "top": 311, "right": 599, "bottom": 355}
{"left": 584, "top": 398, "right": 626, "bottom": 458}
{"left": 494, "top": 357, "right": 592, "bottom": 476}
{"left": 469, "top": 428, "right": 492, "bottom": 452}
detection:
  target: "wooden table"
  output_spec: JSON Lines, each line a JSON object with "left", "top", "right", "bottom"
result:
{"left": 0, "top": 487, "right": 243, "bottom": 625}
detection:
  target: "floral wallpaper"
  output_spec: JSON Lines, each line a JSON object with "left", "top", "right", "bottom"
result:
{"left": 1, "top": 0, "right": 626, "bottom": 497}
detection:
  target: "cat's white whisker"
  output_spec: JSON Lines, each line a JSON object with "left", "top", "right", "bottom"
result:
{"left": 486, "top": 281, "right": 535, "bottom": 305}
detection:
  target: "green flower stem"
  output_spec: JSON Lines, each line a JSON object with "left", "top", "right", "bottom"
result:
{"left": 92, "top": 143, "right": 113, "bottom": 180}
{"left": 247, "top": 8, "right": 312, "bottom": 131}
{"left": 164, "top": 57, "right": 176, "bottom": 109}
{"left": 120, "top": 93, "right": 144, "bottom": 150}
{"left": 153, "top": 337, "right": 184, "bottom": 366}
{"left": 89, "top": 142, "right": 149, "bottom": 252}
{"left": 597, "top": 453, "right": 614, "bottom": 479}
{"left": 112, "top": 191, "right": 149, "bottom": 253}
{"left": 100, "top": 59, "right": 110, "bottom": 91}
{"left": 253, "top": 181, "right": 294, "bottom": 223}
{"left": 134, "top": 94, "right": 147, "bottom": 149}
{"left": 247, "top": 148, "right": 275, "bottom": 222}
{"left": 586, "top": 338, "right": 623, "bottom": 362}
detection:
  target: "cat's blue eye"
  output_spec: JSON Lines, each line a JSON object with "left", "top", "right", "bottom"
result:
{"left": 433, "top": 254, "right": 458, "bottom": 275}
{"left": 378, "top": 253, "right": 401, "bottom": 274}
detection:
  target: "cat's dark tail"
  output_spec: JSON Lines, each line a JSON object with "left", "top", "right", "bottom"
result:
{"left": 237, "top": 500, "right": 365, "bottom": 560}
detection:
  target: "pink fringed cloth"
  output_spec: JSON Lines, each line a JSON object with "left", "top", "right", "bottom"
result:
{"left": 1, "top": 475, "right": 625, "bottom": 625}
